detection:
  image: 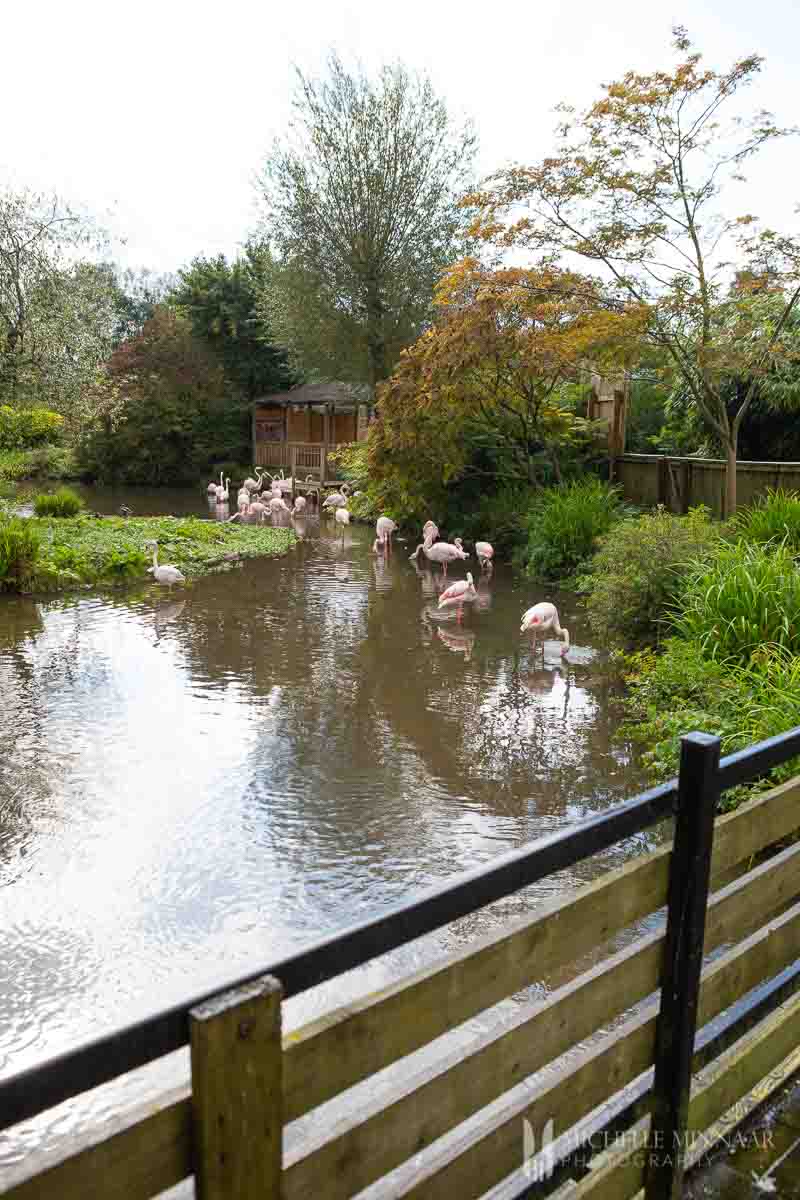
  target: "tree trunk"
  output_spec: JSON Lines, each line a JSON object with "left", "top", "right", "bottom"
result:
{"left": 724, "top": 438, "right": 738, "bottom": 518}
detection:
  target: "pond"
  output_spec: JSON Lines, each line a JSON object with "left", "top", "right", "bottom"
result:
{"left": 0, "top": 485, "right": 649, "bottom": 1159}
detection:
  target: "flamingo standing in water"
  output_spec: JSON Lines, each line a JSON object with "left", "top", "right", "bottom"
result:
{"left": 145, "top": 541, "right": 185, "bottom": 589}
{"left": 423, "top": 520, "right": 439, "bottom": 544}
{"left": 475, "top": 541, "right": 494, "bottom": 571}
{"left": 410, "top": 535, "right": 468, "bottom": 576}
{"left": 243, "top": 469, "right": 264, "bottom": 492}
{"left": 207, "top": 471, "right": 222, "bottom": 496}
{"left": 335, "top": 506, "right": 350, "bottom": 543}
{"left": 293, "top": 495, "right": 307, "bottom": 515}
{"left": 323, "top": 484, "right": 351, "bottom": 511}
{"left": 438, "top": 572, "right": 477, "bottom": 624}
{"left": 215, "top": 477, "right": 230, "bottom": 503}
{"left": 376, "top": 516, "right": 397, "bottom": 550}
{"left": 268, "top": 495, "right": 291, "bottom": 515}
{"left": 520, "top": 602, "right": 570, "bottom": 658}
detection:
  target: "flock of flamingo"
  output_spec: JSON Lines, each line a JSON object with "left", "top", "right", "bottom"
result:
{"left": 147, "top": 468, "right": 570, "bottom": 658}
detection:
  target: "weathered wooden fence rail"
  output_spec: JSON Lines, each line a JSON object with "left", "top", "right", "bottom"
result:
{"left": 2, "top": 728, "right": 800, "bottom": 1200}
{"left": 616, "top": 453, "right": 800, "bottom": 518}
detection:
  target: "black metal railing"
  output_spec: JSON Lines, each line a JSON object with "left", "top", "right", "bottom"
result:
{"left": 3, "top": 724, "right": 800, "bottom": 1199}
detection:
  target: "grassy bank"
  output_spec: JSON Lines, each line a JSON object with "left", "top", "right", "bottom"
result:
{"left": 0, "top": 514, "right": 296, "bottom": 594}
{"left": 569, "top": 488, "right": 800, "bottom": 810}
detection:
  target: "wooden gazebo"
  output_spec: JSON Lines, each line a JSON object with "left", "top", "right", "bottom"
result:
{"left": 252, "top": 382, "right": 370, "bottom": 481}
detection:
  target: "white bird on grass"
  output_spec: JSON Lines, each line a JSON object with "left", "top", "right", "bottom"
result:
{"left": 520, "top": 602, "right": 570, "bottom": 658}
{"left": 145, "top": 541, "right": 185, "bottom": 589}
{"left": 410, "top": 535, "right": 469, "bottom": 576}
{"left": 438, "top": 572, "right": 477, "bottom": 624}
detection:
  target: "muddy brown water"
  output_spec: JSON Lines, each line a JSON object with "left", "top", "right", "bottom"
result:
{"left": 0, "top": 485, "right": 652, "bottom": 1163}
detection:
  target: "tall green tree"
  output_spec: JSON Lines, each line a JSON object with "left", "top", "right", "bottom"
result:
{"left": 468, "top": 29, "right": 800, "bottom": 513}
{"left": 258, "top": 55, "right": 476, "bottom": 388}
{"left": 0, "top": 187, "right": 115, "bottom": 428}
{"left": 171, "top": 245, "right": 293, "bottom": 399}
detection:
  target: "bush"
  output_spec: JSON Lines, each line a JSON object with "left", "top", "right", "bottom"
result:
{"left": 0, "top": 406, "right": 64, "bottom": 450}
{"left": 672, "top": 540, "right": 800, "bottom": 663}
{"left": 733, "top": 487, "right": 800, "bottom": 551}
{"left": 444, "top": 483, "right": 534, "bottom": 560}
{"left": 0, "top": 445, "right": 79, "bottom": 482}
{"left": 0, "top": 518, "right": 41, "bottom": 591}
{"left": 520, "top": 478, "right": 626, "bottom": 580}
{"left": 582, "top": 506, "right": 720, "bottom": 647}
{"left": 622, "top": 639, "right": 800, "bottom": 810}
{"left": 34, "top": 488, "right": 84, "bottom": 517}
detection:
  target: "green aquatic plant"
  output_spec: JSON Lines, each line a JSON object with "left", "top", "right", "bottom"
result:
{"left": 0, "top": 517, "right": 41, "bottom": 591}
{"left": 34, "top": 488, "right": 84, "bottom": 517}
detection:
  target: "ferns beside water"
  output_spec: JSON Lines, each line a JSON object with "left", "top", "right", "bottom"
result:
{"left": 0, "top": 518, "right": 41, "bottom": 591}
{"left": 33, "top": 488, "right": 84, "bottom": 517}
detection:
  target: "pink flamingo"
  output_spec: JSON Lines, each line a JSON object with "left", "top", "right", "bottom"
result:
{"left": 373, "top": 533, "right": 387, "bottom": 553}
{"left": 438, "top": 572, "right": 477, "bottom": 623}
{"left": 475, "top": 541, "right": 494, "bottom": 571}
{"left": 423, "top": 520, "right": 439, "bottom": 543}
{"left": 410, "top": 535, "right": 469, "bottom": 576}
{"left": 268, "top": 495, "right": 291, "bottom": 515}
{"left": 520, "top": 602, "right": 570, "bottom": 658}
{"left": 376, "top": 516, "right": 398, "bottom": 550}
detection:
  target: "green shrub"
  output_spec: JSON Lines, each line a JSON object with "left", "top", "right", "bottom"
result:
{"left": 0, "top": 406, "right": 64, "bottom": 450}
{"left": 733, "top": 487, "right": 800, "bottom": 551}
{"left": 672, "top": 541, "right": 800, "bottom": 663}
{"left": 445, "top": 483, "right": 534, "bottom": 559}
{"left": 0, "top": 445, "right": 78, "bottom": 481}
{"left": 520, "top": 478, "right": 626, "bottom": 580}
{"left": 34, "top": 488, "right": 84, "bottom": 517}
{"left": 0, "top": 518, "right": 41, "bottom": 591}
{"left": 582, "top": 506, "right": 720, "bottom": 647}
{"left": 622, "top": 639, "right": 800, "bottom": 810}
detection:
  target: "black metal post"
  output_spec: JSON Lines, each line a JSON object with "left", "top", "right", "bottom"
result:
{"left": 646, "top": 732, "right": 721, "bottom": 1200}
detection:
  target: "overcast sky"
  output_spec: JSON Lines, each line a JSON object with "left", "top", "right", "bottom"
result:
{"left": 3, "top": 0, "right": 798, "bottom": 274}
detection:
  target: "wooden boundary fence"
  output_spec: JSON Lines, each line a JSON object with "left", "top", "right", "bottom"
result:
{"left": 3, "top": 727, "right": 800, "bottom": 1199}
{"left": 616, "top": 453, "right": 800, "bottom": 518}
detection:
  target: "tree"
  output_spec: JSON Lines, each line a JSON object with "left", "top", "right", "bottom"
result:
{"left": 466, "top": 30, "right": 800, "bottom": 513}
{"left": 259, "top": 55, "right": 476, "bottom": 388}
{"left": 111, "top": 267, "right": 175, "bottom": 346}
{"left": 370, "top": 258, "right": 644, "bottom": 509}
{"left": 79, "top": 308, "right": 246, "bottom": 484}
{"left": 170, "top": 245, "right": 294, "bottom": 399}
{"left": 0, "top": 187, "right": 115, "bottom": 425}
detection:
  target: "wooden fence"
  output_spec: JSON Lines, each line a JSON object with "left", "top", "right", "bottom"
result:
{"left": 3, "top": 728, "right": 800, "bottom": 1200}
{"left": 254, "top": 442, "right": 344, "bottom": 481}
{"left": 616, "top": 453, "right": 800, "bottom": 518}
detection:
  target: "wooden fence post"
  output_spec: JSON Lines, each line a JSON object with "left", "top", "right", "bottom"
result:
{"left": 190, "top": 975, "right": 283, "bottom": 1200}
{"left": 646, "top": 732, "right": 720, "bottom": 1200}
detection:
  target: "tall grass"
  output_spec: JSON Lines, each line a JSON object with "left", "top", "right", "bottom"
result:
{"left": 521, "top": 478, "right": 626, "bottom": 580}
{"left": 34, "top": 487, "right": 84, "bottom": 517}
{"left": 733, "top": 487, "right": 800, "bottom": 551}
{"left": 672, "top": 541, "right": 800, "bottom": 662}
{"left": 0, "top": 518, "right": 41, "bottom": 591}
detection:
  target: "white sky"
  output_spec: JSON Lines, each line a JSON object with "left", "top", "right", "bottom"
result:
{"left": 3, "top": 0, "right": 798, "bottom": 274}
